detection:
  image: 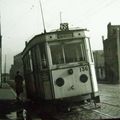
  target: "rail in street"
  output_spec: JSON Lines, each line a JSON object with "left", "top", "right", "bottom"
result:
{"left": 1, "top": 82, "right": 120, "bottom": 120}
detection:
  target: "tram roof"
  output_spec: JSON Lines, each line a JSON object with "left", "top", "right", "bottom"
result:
{"left": 50, "top": 27, "right": 87, "bottom": 32}
{"left": 22, "top": 27, "right": 88, "bottom": 56}
{"left": 31, "top": 27, "right": 88, "bottom": 40}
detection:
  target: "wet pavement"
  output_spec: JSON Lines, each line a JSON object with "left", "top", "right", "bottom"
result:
{"left": 98, "top": 84, "right": 120, "bottom": 119}
{"left": 0, "top": 83, "right": 120, "bottom": 120}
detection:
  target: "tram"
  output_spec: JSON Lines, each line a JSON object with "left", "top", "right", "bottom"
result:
{"left": 22, "top": 23, "right": 100, "bottom": 106}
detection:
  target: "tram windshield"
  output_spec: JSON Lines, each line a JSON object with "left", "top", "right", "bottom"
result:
{"left": 50, "top": 41, "right": 86, "bottom": 65}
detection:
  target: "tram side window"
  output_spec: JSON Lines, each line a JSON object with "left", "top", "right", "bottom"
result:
{"left": 31, "top": 45, "right": 47, "bottom": 70}
{"left": 31, "top": 47, "right": 38, "bottom": 71}
{"left": 39, "top": 44, "right": 47, "bottom": 68}
{"left": 29, "top": 51, "right": 33, "bottom": 71}
{"left": 36, "top": 45, "right": 42, "bottom": 69}
{"left": 24, "top": 53, "right": 31, "bottom": 73}
{"left": 23, "top": 56, "right": 27, "bottom": 73}
{"left": 50, "top": 45, "right": 64, "bottom": 65}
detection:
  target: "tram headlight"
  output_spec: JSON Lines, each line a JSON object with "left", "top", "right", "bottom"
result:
{"left": 80, "top": 74, "right": 88, "bottom": 83}
{"left": 68, "top": 69, "right": 73, "bottom": 75}
{"left": 55, "top": 78, "right": 64, "bottom": 87}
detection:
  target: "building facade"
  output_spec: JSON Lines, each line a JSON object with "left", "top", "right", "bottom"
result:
{"left": 0, "top": 22, "right": 2, "bottom": 87}
{"left": 103, "top": 22, "right": 120, "bottom": 84}
{"left": 10, "top": 52, "right": 24, "bottom": 80}
{"left": 93, "top": 50, "right": 105, "bottom": 82}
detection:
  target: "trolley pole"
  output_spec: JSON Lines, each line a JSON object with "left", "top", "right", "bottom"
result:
{"left": 60, "top": 12, "right": 62, "bottom": 24}
{"left": 39, "top": 0, "right": 46, "bottom": 33}
{"left": 3, "top": 55, "right": 6, "bottom": 83}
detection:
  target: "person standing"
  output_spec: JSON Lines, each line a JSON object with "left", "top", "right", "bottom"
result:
{"left": 15, "top": 71, "right": 24, "bottom": 100}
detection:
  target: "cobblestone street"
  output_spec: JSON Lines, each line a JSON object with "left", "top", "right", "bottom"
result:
{"left": 51, "top": 84, "right": 120, "bottom": 120}
{"left": 97, "top": 84, "right": 120, "bottom": 118}
{"left": 1, "top": 83, "right": 120, "bottom": 120}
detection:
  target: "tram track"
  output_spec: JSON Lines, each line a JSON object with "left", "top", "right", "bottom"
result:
{"left": 81, "top": 103, "right": 118, "bottom": 119}
{"left": 6, "top": 80, "right": 120, "bottom": 120}
{"left": 91, "top": 109, "right": 117, "bottom": 119}
{"left": 45, "top": 103, "right": 117, "bottom": 120}
{"left": 101, "top": 101, "right": 120, "bottom": 108}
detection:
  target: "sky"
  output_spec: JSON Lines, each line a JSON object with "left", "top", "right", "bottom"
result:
{"left": 1, "top": 0, "right": 120, "bottom": 73}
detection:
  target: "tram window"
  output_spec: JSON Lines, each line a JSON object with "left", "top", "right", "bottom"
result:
{"left": 64, "top": 43, "right": 84, "bottom": 63}
{"left": 50, "top": 45, "right": 64, "bottom": 64}
{"left": 25, "top": 56, "right": 28, "bottom": 72}
{"left": 50, "top": 42, "right": 86, "bottom": 65}
{"left": 35, "top": 45, "right": 42, "bottom": 69}
{"left": 24, "top": 53, "right": 31, "bottom": 72}
{"left": 39, "top": 44, "right": 47, "bottom": 68}
{"left": 31, "top": 47, "right": 36, "bottom": 70}
{"left": 23, "top": 56, "right": 27, "bottom": 72}
{"left": 31, "top": 45, "right": 47, "bottom": 70}
{"left": 29, "top": 51, "right": 33, "bottom": 71}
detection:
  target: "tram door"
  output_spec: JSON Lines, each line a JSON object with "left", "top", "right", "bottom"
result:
{"left": 31, "top": 44, "right": 47, "bottom": 98}
{"left": 31, "top": 45, "right": 42, "bottom": 97}
{"left": 23, "top": 53, "right": 36, "bottom": 98}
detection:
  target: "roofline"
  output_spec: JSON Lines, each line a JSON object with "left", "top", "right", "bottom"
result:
{"left": 25, "top": 28, "right": 88, "bottom": 46}
{"left": 22, "top": 28, "right": 88, "bottom": 56}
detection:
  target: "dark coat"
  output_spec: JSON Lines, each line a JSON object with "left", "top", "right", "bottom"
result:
{"left": 15, "top": 75, "right": 23, "bottom": 95}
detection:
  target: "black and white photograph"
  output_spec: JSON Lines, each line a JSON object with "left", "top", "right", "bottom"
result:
{"left": 0, "top": 0, "right": 120, "bottom": 119}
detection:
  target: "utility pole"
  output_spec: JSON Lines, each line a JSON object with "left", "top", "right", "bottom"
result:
{"left": 4, "top": 55, "right": 6, "bottom": 83}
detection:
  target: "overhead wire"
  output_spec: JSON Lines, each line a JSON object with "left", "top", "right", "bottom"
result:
{"left": 81, "top": 0, "right": 106, "bottom": 17}
{"left": 2, "top": 0, "right": 120, "bottom": 33}
{"left": 79, "top": 0, "right": 120, "bottom": 25}
{"left": 1, "top": 0, "right": 38, "bottom": 38}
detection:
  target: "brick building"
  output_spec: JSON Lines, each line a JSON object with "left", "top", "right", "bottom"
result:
{"left": 93, "top": 50, "right": 105, "bottom": 82}
{"left": 10, "top": 52, "right": 23, "bottom": 79}
{"left": 103, "top": 22, "right": 120, "bottom": 84}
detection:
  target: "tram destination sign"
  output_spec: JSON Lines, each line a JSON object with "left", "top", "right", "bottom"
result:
{"left": 80, "top": 65, "right": 88, "bottom": 72}
{"left": 57, "top": 33, "right": 73, "bottom": 39}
